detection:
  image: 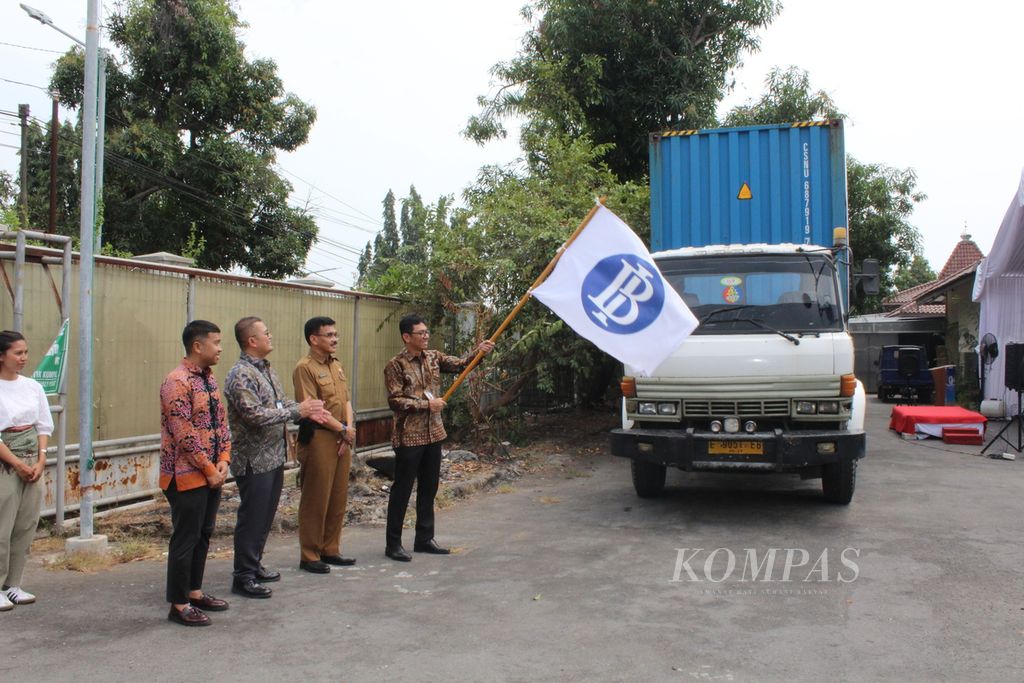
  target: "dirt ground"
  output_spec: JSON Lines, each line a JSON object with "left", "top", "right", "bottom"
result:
{"left": 34, "top": 408, "right": 618, "bottom": 570}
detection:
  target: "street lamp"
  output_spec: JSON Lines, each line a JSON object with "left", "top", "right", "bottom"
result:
{"left": 20, "top": 3, "right": 106, "bottom": 248}
{"left": 22, "top": 1, "right": 107, "bottom": 556}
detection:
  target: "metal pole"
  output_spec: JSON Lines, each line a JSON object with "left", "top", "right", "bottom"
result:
{"left": 49, "top": 97, "right": 58, "bottom": 233}
{"left": 77, "top": 0, "right": 101, "bottom": 539}
{"left": 187, "top": 275, "right": 196, "bottom": 322}
{"left": 94, "top": 50, "right": 106, "bottom": 250}
{"left": 56, "top": 238, "right": 71, "bottom": 528}
{"left": 350, "top": 296, "right": 360, "bottom": 412}
{"left": 18, "top": 104, "right": 29, "bottom": 226}
{"left": 13, "top": 231, "right": 25, "bottom": 332}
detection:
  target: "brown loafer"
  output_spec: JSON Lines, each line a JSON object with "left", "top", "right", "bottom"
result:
{"left": 190, "top": 593, "right": 229, "bottom": 611}
{"left": 168, "top": 605, "right": 210, "bottom": 627}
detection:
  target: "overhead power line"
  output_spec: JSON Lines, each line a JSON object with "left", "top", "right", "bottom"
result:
{"left": 0, "top": 76, "right": 52, "bottom": 92}
{"left": 0, "top": 40, "right": 65, "bottom": 54}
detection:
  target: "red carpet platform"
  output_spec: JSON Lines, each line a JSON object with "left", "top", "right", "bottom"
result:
{"left": 889, "top": 405, "right": 987, "bottom": 439}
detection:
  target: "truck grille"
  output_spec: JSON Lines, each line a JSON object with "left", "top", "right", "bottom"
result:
{"left": 683, "top": 400, "right": 790, "bottom": 417}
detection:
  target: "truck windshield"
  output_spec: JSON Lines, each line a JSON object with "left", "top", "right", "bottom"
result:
{"left": 657, "top": 253, "right": 843, "bottom": 334}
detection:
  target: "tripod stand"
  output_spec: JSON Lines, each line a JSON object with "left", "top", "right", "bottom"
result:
{"left": 981, "top": 389, "right": 1024, "bottom": 454}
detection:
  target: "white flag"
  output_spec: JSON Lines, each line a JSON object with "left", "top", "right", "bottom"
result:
{"left": 532, "top": 205, "right": 698, "bottom": 376}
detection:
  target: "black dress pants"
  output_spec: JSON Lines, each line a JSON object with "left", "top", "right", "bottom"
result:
{"left": 164, "top": 479, "right": 221, "bottom": 604}
{"left": 233, "top": 464, "right": 284, "bottom": 581}
{"left": 386, "top": 441, "right": 443, "bottom": 548}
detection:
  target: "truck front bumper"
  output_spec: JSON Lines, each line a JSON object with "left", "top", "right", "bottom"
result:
{"left": 610, "top": 427, "right": 865, "bottom": 472}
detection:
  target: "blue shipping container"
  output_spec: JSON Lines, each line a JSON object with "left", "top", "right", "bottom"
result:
{"left": 649, "top": 121, "right": 848, "bottom": 252}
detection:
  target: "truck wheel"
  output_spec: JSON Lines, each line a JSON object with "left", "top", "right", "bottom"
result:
{"left": 631, "top": 459, "right": 666, "bottom": 498}
{"left": 877, "top": 386, "right": 888, "bottom": 402}
{"left": 821, "top": 459, "right": 857, "bottom": 504}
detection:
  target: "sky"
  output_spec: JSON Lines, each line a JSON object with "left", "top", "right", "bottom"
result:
{"left": 2, "top": 0, "right": 1022, "bottom": 288}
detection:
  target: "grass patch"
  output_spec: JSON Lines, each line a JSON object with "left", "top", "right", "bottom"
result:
{"left": 45, "top": 552, "right": 115, "bottom": 573}
{"left": 113, "top": 537, "right": 159, "bottom": 563}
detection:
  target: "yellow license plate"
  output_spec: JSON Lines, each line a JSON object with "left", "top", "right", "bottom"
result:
{"left": 708, "top": 440, "right": 764, "bottom": 455}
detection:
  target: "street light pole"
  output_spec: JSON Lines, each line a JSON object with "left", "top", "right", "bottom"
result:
{"left": 22, "top": 1, "right": 108, "bottom": 553}
{"left": 75, "top": 0, "right": 100, "bottom": 543}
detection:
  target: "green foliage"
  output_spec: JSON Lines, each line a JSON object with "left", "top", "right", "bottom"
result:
{"left": 847, "top": 159, "right": 926, "bottom": 312}
{"left": 362, "top": 133, "right": 647, "bottom": 422}
{"left": 724, "top": 67, "right": 840, "bottom": 125}
{"left": 721, "top": 67, "right": 926, "bottom": 314}
{"left": 892, "top": 254, "right": 936, "bottom": 292}
{"left": 467, "top": 0, "right": 780, "bottom": 182}
{"left": 180, "top": 221, "right": 206, "bottom": 261}
{"left": 38, "top": 0, "right": 318, "bottom": 278}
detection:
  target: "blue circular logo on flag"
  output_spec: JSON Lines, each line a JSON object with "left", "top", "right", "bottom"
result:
{"left": 581, "top": 253, "right": 665, "bottom": 334}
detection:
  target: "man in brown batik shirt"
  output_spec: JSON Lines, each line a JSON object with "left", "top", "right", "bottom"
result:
{"left": 383, "top": 313, "right": 493, "bottom": 561}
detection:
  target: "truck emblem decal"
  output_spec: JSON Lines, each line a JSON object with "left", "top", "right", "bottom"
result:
{"left": 581, "top": 254, "right": 665, "bottom": 333}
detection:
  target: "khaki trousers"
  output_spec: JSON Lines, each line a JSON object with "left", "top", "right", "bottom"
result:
{"left": 297, "top": 430, "right": 351, "bottom": 562}
{"left": 0, "top": 459, "right": 42, "bottom": 588}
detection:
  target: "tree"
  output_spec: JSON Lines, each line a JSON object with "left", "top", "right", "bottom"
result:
{"left": 399, "top": 185, "right": 427, "bottom": 263}
{"left": 467, "top": 0, "right": 781, "bottom": 182}
{"left": 378, "top": 190, "right": 399, "bottom": 259}
{"left": 0, "top": 170, "right": 20, "bottom": 228}
{"left": 722, "top": 67, "right": 927, "bottom": 312}
{"left": 356, "top": 241, "right": 373, "bottom": 286}
{"left": 360, "top": 132, "right": 649, "bottom": 425}
{"left": 893, "top": 254, "right": 936, "bottom": 292}
{"left": 42, "top": 0, "right": 317, "bottom": 277}
{"left": 724, "top": 66, "right": 839, "bottom": 125}
{"left": 19, "top": 120, "right": 81, "bottom": 235}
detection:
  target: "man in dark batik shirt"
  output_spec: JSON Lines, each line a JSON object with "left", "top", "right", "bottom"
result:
{"left": 383, "top": 313, "right": 493, "bottom": 561}
{"left": 224, "top": 316, "right": 325, "bottom": 598}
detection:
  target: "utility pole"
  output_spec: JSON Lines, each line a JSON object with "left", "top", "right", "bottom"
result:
{"left": 49, "top": 97, "right": 58, "bottom": 233}
{"left": 18, "top": 104, "right": 29, "bottom": 226}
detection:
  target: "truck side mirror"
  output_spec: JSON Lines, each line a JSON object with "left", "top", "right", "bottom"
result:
{"left": 856, "top": 259, "right": 881, "bottom": 296}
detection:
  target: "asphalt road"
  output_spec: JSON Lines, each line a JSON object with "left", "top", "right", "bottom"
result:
{"left": 7, "top": 398, "right": 1023, "bottom": 681}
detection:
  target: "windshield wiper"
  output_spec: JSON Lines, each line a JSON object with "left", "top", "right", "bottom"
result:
{"left": 699, "top": 305, "right": 755, "bottom": 325}
{"left": 736, "top": 317, "right": 801, "bottom": 345}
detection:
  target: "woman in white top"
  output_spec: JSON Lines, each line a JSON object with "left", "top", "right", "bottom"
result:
{"left": 0, "top": 330, "right": 53, "bottom": 612}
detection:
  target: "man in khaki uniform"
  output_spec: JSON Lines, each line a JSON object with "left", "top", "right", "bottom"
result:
{"left": 293, "top": 316, "right": 357, "bottom": 574}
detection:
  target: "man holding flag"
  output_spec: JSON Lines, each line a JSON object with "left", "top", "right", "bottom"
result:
{"left": 383, "top": 315, "right": 494, "bottom": 562}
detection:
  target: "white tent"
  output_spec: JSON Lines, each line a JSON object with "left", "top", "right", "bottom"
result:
{"left": 973, "top": 168, "right": 1024, "bottom": 416}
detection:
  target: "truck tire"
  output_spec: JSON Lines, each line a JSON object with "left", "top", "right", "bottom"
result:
{"left": 631, "top": 459, "right": 666, "bottom": 498}
{"left": 877, "top": 386, "right": 889, "bottom": 402}
{"left": 821, "top": 458, "right": 856, "bottom": 504}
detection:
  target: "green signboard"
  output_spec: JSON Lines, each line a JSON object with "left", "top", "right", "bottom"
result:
{"left": 32, "top": 319, "right": 70, "bottom": 396}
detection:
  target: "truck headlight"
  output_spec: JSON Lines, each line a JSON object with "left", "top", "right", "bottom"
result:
{"left": 818, "top": 400, "right": 840, "bottom": 414}
{"left": 796, "top": 401, "right": 817, "bottom": 414}
{"left": 657, "top": 402, "right": 678, "bottom": 415}
{"left": 724, "top": 417, "right": 740, "bottom": 433}
{"left": 637, "top": 402, "right": 658, "bottom": 415}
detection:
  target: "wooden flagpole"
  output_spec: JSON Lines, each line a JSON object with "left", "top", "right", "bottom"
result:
{"left": 442, "top": 199, "right": 606, "bottom": 401}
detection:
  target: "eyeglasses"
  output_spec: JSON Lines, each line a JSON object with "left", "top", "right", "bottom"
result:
{"left": 409, "top": 330, "right": 430, "bottom": 337}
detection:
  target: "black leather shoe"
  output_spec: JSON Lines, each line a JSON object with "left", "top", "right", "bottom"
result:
{"left": 321, "top": 554, "right": 356, "bottom": 567}
{"left": 232, "top": 578, "right": 272, "bottom": 599}
{"left": 299, "top": 560, "right": 331, "bottom": 574}
{"left": 256, "top": 566, "right": 281, "bottom": 583}
{"left": 385, "top": 546, "right": 412, "bottom": 562}
{"left": 413, "top": 539, "right": 451, "bottom": 555}
{"left": 168, "top": 605, "right": 210, "bottom": 627}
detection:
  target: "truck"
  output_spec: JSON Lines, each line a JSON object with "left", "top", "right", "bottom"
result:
{"left": 610, "top": 120, "right": 877, "bottom": 504}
